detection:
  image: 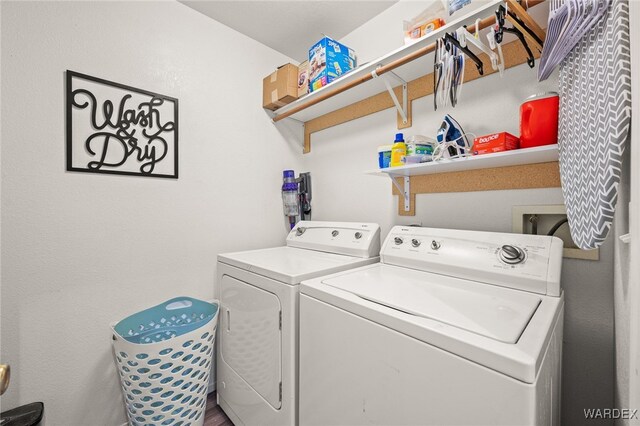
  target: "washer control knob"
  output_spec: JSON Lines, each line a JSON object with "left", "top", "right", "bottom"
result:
{"left": 331, "top": 230, "right": 339, "bottom": 237}
{"left": 354, "top": 232, "right": 363, "bottom": 240}
{"left": 296, "top": 227, "right": 306, "bottom": 236}
{"left": 431, "top": 240, "right": 441, "bottom": 250}
{"left": 411, "top": 239, "right": 421, "bottom": 248}
{"left": 394, "top": 237, "right": 404, "bottom": 245}
{"left": 500, "top": 244, "right": 525, "bottom": 264}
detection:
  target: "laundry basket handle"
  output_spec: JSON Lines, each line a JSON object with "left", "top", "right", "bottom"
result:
{"left": 165, "top": 299, "right": 193, "bottom": 310}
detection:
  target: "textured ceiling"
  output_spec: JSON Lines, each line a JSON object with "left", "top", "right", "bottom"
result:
{"left": 180, "top": 1, "right": 398, "bottom": 61}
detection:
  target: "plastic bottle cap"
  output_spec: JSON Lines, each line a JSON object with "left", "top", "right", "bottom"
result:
{"left": 525, "top": 92, "right": 559, "bottom": 101}
{"left": 394, "top": 133, "right": 404, "bottom": 142}
{"left": 378, "top": 145, "right": 392, "bottom": 152}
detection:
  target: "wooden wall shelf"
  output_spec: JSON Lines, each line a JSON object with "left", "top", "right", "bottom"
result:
{"left": 368, "top": 146, "right": 562, "bottom": 216}
{"left": 271, "top": 0, "right": 505, "bottom": 123}
{"left": 370, "top": 145, "right": 559, "bottom": 177}
{"left": 269, "top": 0, "right": 546, "bottom": 153}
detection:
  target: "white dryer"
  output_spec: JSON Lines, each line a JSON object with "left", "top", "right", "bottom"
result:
{"left": 300, "top": 226, "right": 564, "bottom": 426}
{"left": 216, "top": 221, "right": 380, "bottom": 426}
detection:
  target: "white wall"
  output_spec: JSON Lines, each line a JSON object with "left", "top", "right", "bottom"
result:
{"left": 301, "top": 2, "right": 615, "bottom": 425}
{"left": 0, "top": 1, "right": 299, "bottom": 424}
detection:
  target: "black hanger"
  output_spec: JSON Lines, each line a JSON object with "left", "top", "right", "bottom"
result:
{"left": 444, "top": 32, "right": 484, "bottom": 76}
{"left": 504, "top": 27, "right": 536, "bottom": 68}
{"left": 507, "top": 10, "right": 544, "bottom": 51}
{"left": 495, "top": 5, "right": 507, "bottom": 43}
{"left": 495, "top": 5, "right": 535, "bottom": 68}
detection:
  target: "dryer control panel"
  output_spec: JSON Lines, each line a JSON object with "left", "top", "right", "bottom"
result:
{"left": 287, "top": 221, "right": 381, "bottom": 258}
{"left": 381, "top": 227, "right": 563, "bottom": 296}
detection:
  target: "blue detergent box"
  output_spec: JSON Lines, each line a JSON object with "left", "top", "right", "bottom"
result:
{"left": 308, "top": 36, "right": 356, "bottom": 92}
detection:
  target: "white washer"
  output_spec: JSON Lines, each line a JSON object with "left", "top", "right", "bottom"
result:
{"left": 300, "top": 226, "right": 564, "bottom": 426}
{"left": 216, "top": 221, "right": 381, "bottom": 426}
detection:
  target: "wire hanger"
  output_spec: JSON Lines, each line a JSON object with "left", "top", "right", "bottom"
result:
{"left": 495, "top": 5, "right": 535, "bottom": 68}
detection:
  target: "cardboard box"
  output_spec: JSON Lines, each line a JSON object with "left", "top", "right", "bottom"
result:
{"left": 262, "top": 63, "right": 299, "bottom": 111}
{"left": 297, "top": 60, "right": 309, "bottom": 98}
{"left": 403, "top": 2, "right": 446, "bottom": 44}
{"left": 309, "top": 36, "right": 356, "bottom": 92}
{"left": 405, "top": 18, "right": 445, "bottom": 43}
{"left": 473, "top": 132, "right": 520, "bottom": 155}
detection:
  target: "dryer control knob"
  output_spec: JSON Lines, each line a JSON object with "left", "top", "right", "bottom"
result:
{"left": 296, "top": 227, "right": 306, "bottom": 236}
{"left": 411, "top": 239, "right": 421, "bottom": 248}
{"left": 355, "top": 232, "right": 363, "bottom": 240}
{"left": 431, "top": 240, "right": 441, "bottom": 250}
{"left": 394, "top": 237, "right": 404, "bottom": 245}
{"left": 331, "top": 230, "right": 339, "bottom": 237}
{"left": 500, "top": 244, "right": 525, "bottom": 264}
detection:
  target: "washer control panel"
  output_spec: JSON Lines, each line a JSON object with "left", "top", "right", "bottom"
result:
{"left": 381, "top": 226, "right": 563, "bottom": 296}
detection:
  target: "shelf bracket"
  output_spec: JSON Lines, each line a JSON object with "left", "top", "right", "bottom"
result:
{"left": 389, "top": 175, "right": 411, "bottom": 212}
{"left": 371, "top": 68, "right": 408, "bottom": 125}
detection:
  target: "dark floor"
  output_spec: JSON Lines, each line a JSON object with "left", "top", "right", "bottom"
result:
{"left": 204, "top": 392, "right": 233, "bottom": 426}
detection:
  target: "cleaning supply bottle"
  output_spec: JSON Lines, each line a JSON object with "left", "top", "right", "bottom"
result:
{"left": 390, "top": 133, "right": 406, "bottom": 167}
{"left": 377, "top": 145, "right": 392, "bottom": 168}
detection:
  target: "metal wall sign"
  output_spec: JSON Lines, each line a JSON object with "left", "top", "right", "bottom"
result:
{"left": 66, "top": 70, "right": 178, "bottom": 179}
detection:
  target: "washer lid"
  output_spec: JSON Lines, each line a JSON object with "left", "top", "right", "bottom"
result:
{"left": 322, "top": 265, "right": 541, "bottom": 343}
{"left": 218, "top": 247, "right": 377, "bottom": 285}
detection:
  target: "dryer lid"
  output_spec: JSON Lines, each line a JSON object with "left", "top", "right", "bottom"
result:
{"left": 322, "top": 265, "right": 541, "bottom": 343}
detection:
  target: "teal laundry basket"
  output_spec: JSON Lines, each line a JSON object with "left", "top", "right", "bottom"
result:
{"left": 112, "top": 297, "right": 219, "bottom": 426}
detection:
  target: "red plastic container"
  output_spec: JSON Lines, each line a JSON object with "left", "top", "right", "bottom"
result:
{"left": 519, "top": 92, "right": 559, "bottom": 149}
